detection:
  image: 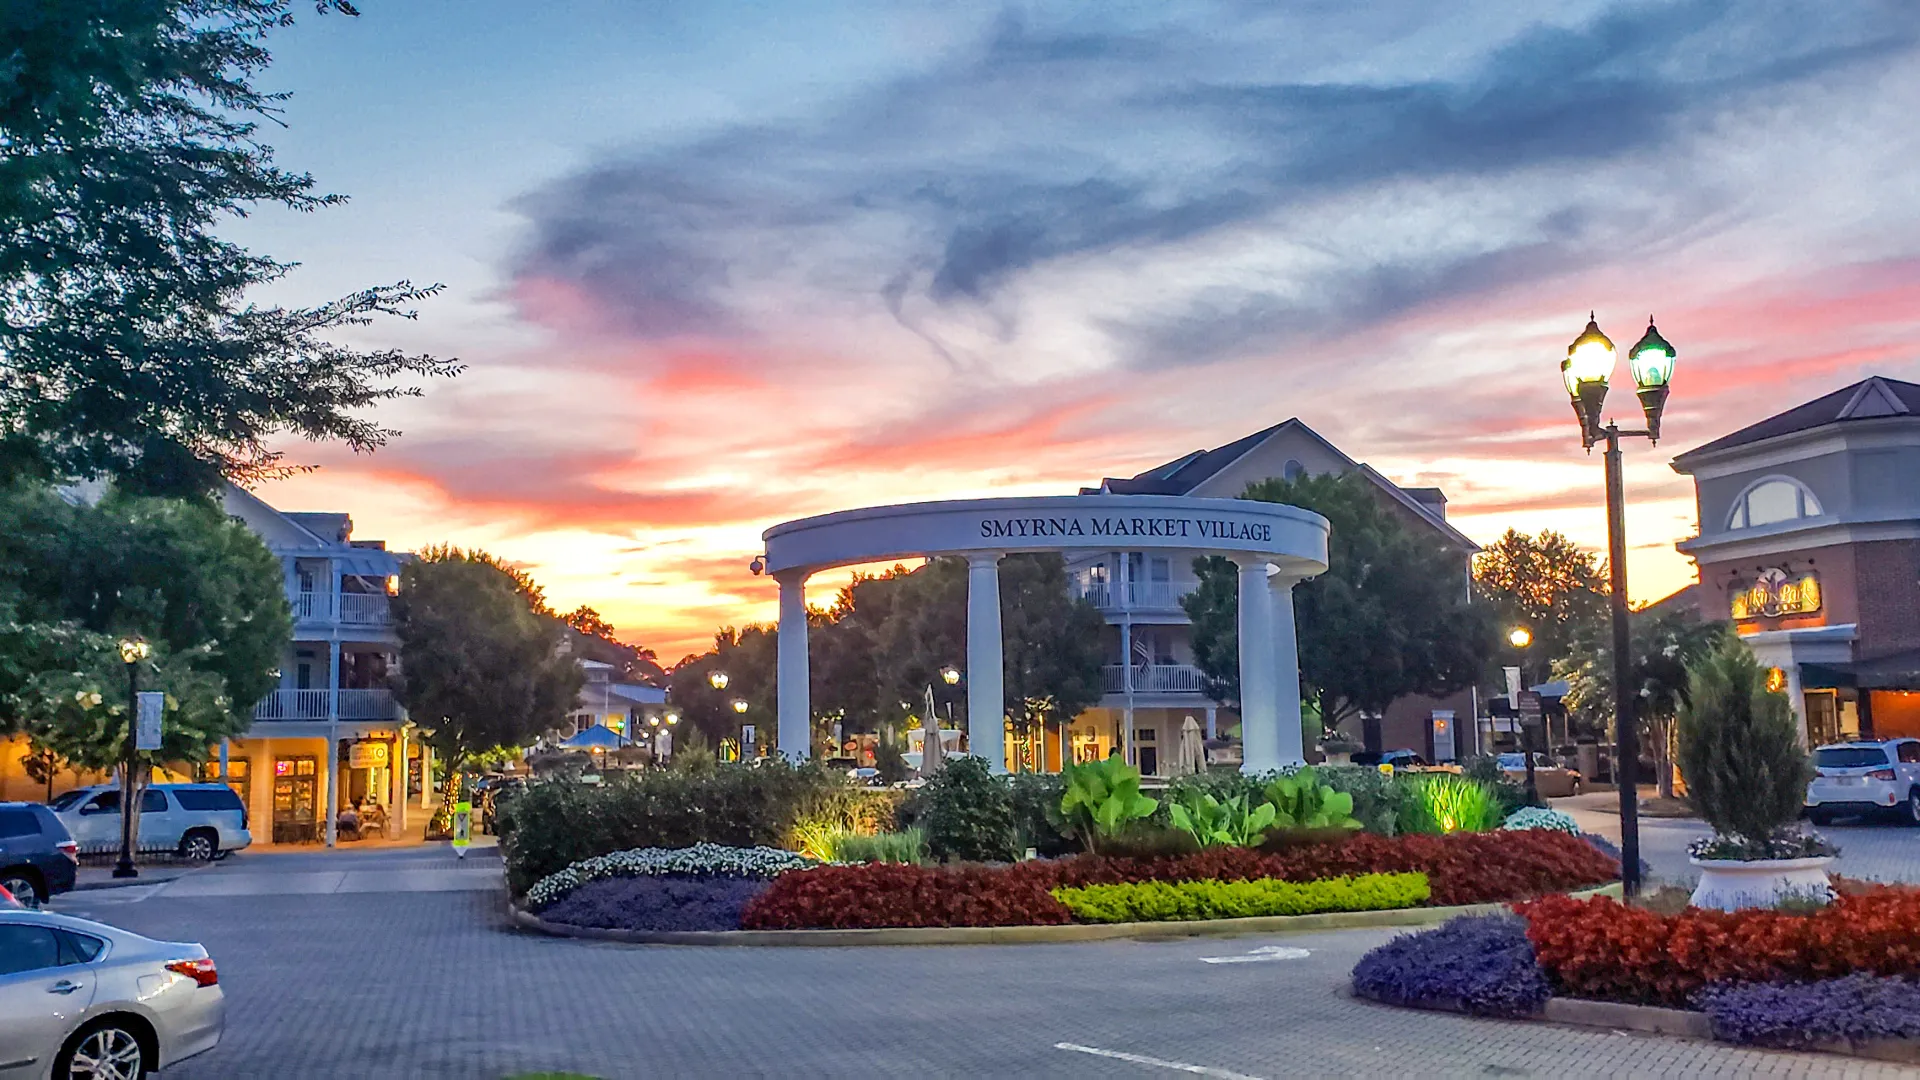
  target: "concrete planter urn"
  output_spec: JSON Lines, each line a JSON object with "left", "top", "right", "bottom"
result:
{"left": 1687, "top": 855, "right": 1835, "bottom": 911}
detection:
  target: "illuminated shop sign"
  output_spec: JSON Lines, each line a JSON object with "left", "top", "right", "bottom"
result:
{"left": 1730, "top": 567, "right": 1821, "bottom": 620}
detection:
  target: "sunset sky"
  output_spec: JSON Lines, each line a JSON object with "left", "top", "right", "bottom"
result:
{"left": 235, "top": 1, "right": 1920, "bottom": 661}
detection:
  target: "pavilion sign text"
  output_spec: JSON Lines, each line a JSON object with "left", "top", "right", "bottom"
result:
{"left": 978, "top": 514, "right": 1273, "bottom": 542}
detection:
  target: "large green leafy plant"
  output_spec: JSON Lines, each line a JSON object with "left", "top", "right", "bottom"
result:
{"left": 1059, "top": 757, "right": 1158, "bottom": 853}
{"left": 1169, "top": 791, "right": 1277, "bottom": 848}
{"left": 1264, "top": 766, "right": 1362, "bottom": 830}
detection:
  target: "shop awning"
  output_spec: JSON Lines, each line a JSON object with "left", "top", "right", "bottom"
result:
{"left": 1802, "top": 649, "right": 1920, "bottom": 690}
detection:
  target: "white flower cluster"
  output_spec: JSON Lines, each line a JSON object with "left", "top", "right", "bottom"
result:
{"left": 525, "top": 842, "right": 817, "bottom": 909}
{"left": 1499, "top": 807, "right": 1581, "bottom": 835}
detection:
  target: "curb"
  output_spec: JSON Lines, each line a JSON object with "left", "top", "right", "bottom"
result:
{"left": 508, "top": 882, "right": 1623, "bottom": 948}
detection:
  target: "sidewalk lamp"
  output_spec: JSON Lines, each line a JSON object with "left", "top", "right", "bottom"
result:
{"left": 731, "top": 699, "right": 749, "bottom": 714}
{"left": 1507, "top": 627, "right": 1532, "bottom": 649}
{"left": 114, "top": 638, "right": 151, "bottom": 880}
{"left": 940, "top": 666, "right": 960, "bottom": 686}
{"left": 1559, "top": 313, "right": 1677, "bottom": 898}
{"left": 708, "top": 670, "right": 729, "bottom": 690}
{"left": 1508, "top": 627, "right": 1539, "bottom": 805}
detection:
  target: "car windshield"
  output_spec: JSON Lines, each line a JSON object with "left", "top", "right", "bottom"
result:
{"left": 47, "top": 791, "right": 88, "bottom": 811}
{"left": 1497, "top": 754, "right": 1526, "bottom": 769}
{"left": 1816, "top": 746, "right": 1892, "bottom": 769}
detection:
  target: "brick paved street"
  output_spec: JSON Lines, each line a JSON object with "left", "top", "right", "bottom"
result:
{"left": 45, "top": 847, "right": 1918, "bottom": 1079}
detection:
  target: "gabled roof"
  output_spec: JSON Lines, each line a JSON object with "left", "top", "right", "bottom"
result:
{"left": 1089, "top": 418, "right": 1479, "bottom": 551}
{"left": 1675, "top": 376, "right": 1920, "bottom": 465}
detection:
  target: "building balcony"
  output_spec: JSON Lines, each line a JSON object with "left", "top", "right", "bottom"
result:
{"left": 291, "top": 591, "right": 393, "bottom": 627}
{"left": 1101, "top": 663, "right": 1210, "bottom": 694}
{"left": 1076, "top": 580, "right": 1199, "bottom": 612}
{"left": 252, "top": 688, "right": 400, "bottom": 722}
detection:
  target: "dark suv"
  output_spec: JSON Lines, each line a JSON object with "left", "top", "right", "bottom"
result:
{"left": 0, "top": 803, "right": 79, "bottom": 908}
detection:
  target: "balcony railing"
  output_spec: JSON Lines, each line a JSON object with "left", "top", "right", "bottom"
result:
{"left": 292, "top": 591, "right": 393, "bottom": 626}
{"left": 252, "top": 688, "right": 400, "bottom": 722}
{"left": 1076, "top": 580, "right": 1198, "bottom": 612}
{"left": 1101, "top": 663, "right": 1209, "bottom": 694}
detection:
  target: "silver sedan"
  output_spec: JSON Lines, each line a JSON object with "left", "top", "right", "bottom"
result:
{"left": 0, "top": 909, "right": 223, "bottom": 1080}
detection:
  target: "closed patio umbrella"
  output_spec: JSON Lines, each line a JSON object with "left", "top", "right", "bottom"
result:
{"left": 1172, "top": 715, "right": 1206, "bottom": 777}
{"left": 919, "top": 686, "right": 944, "bottom": 778}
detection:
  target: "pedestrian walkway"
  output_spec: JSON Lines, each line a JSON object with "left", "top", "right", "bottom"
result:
{"left": 58, "top": 840, "right": 503, "bottom": 905}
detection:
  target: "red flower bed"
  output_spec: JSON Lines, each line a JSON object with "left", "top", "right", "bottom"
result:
{"left": 1007, "top": 830, "right": 1617, "bottom": 907}
{"left": 740, "top": 864, "right": 1073, "bottom": 930}
{"left": 1518, "top": 888, "right": 1920, "bottom": 1007}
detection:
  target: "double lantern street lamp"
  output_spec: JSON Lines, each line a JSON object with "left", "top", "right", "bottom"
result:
{"left": 114, "top": 638, "right": 152, "bottom": 880}
{"left": 1560, "top": 313, "right": 1677, "bottom": 898}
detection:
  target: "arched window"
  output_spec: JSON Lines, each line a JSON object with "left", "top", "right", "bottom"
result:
{"left": 1728, "top": 476, "right": 1823, "bottom": 530}
{"left": 1283, "top": 459, "right": 1306, "bottom": 481}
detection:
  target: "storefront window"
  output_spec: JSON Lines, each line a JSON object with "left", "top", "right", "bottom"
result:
{"left": 1804, "top": 690, "right": 1841, "bottom": 746}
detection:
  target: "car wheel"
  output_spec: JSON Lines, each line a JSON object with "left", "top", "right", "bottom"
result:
{"left": 56, "top": 1018, "right": 151, "bottom": 1080}
{"left": 0, "top": 868, "right": 44, "bottom": 909}
{"left": 1905, "top": 791, "right": 1920, "bottom": 827}
{"left": 178, "top": 828, "right": 218, "bottom": 861}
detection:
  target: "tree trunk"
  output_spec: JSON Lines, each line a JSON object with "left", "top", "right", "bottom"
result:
{"left": 1654, "top": 716, "right": 1676, "bottom": 799}
{"left": 1361, "top": 712, "right": 1384, "bottom": 755}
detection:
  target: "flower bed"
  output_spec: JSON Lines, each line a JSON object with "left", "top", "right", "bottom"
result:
{"left": 1519, "top": 889, "right": 1920, "bottom": 1008}
{"left": 537, "top": 874, "right": 773, "bottom": 933}
{"left": 1008, "top": 829, "right": 1617, "bottom": 906}
{"left": 1351, "top": 914, "right": 1551, "bottom": 1018}
{"left": 525, "top": 843, "right": 815, "bottom": 911}
{"left": 1054, "top": 872, "right": 1428, "bottom": 924}
{"left": 1698, "top": 974, "right": 1920, "bottom": 1048}
{"left": 741, "top": 864, "right": 1074, "bottom": 930}
{"left": 1500, "top": 807, "right": 1580, "bottom": 835}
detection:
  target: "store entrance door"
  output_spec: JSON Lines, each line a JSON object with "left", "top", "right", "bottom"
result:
{"left": 272, "top": 756, "right": 318, "bottom": 844}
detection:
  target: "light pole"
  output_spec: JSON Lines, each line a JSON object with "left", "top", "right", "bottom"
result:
{"left": 708, "top": 670, "right": 729, "bottom": 690}
{"left": 1508, "top": 626, "right": 1540, "bottom": 805}
{"left": 1560, "top": 313, "right": 1676, "bottom": 898}
{"left": 114, "top": 638, "right": 151, "bottom": 880}
{"left": 731, "top": 698, "right": 750, "bottom": 758}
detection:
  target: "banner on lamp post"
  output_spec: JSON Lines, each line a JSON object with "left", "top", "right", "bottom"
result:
{"left": 135, "top": 692, "right": 166, "bottom": 751}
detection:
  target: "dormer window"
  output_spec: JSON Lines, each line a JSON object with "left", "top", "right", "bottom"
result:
{"left": 1728, "top": 477, "right": 1823, "bottom": 530}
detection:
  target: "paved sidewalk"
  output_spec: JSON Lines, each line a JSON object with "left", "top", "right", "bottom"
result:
{"left": 58, "top": 841, "right": 504, "bottom": 903}
{"left": 1555, "top": 792, "right": 1920, "bottom": 884}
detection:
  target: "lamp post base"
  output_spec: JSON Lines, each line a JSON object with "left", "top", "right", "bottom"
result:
{"left": 111, "top": 862, "right": 138, "bottom": 879}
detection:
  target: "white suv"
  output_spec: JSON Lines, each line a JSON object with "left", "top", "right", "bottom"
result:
{"left": 51, "top": 783, "right": 253, "bottom": 860}
{"left": 1804, "top": 739, "right": 1920, "bottom": 825}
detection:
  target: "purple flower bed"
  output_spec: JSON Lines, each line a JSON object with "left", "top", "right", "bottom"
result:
{"left": 537, "top": 873, "right": 772, "bottom": 933}
{"left": 1697, "top": 974, "right": 1920, "bottom": 1048}
{"left": 1351, "top": 914, "right": 1551, "bottom": 1018}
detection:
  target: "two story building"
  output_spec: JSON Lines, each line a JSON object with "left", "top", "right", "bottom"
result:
{"left": 1049, "top": 419, "right": 1481, "bottom": 774}
{"left": 1672, "top": 375, "right": 1920, "bottom": 746}
{"left": 214, "top": 486, "right": 421, "bottom": 845}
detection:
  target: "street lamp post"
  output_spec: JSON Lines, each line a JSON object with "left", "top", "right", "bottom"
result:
{"left": 1560, "top": 313, "right": 1676, "bottom": 898}
{"left": 114, "top": 639, "right": 151, "bottom": 880}
{"left": 1508, "top": 626, "right": 1539, "bottom": 806}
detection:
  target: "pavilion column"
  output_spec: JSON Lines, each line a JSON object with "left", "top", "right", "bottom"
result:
{"left": 966, "top": 552, "right": 1007, "bottom": 774}
{"left": 1234, "top": 556, "right": 1280, "bottom": 774}
{"left": 775, "top": 570, "right": 812, "bottom": 762}
{"left": 324, "top": 639, "right": 340, "bottom": 847}
{"left": 1267, "top": 571, "right": 1308, "bottom": 768}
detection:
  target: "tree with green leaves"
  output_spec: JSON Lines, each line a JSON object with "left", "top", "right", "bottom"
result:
{"left": 391, "top": 548, "right": 583, "bottom": 772}
{"left": 563, "top": 606, "right": 666, "bottom": 684}
{"left": 0, "top": 482, "right": 291, "bottom": 770}
{"left": 1473, "top": 529, "right": 1609, "bottom": 684}
{"left": 1677, "top": 637, "right": 1813, "bottom": 850}
{"left": 1183, "top": 472, "right": 1495, "bottom": 752}
{"left": 0, "top": 0, "right": 457, "bottom": 494}
{"left": 1558, "top": 605, "right": 1729, "bottom": 798}
{"left": 666, "top": 626, "right": 778, "bottom": 755}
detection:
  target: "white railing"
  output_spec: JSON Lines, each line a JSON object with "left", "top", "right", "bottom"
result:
{"left": 1076, "top": 580, "right": 1198, "bottom": 611}
{"left": 291, "top": 591, "right": 392, "bottom": 626}
{"left": 252, "top": 688, "right": 399, "bottom": 722}
{"left": 1102, "top": 664, "right": 1210, "bottom": 694}
{"left": 338, "top": 593, "right": 392, "bottom": 626}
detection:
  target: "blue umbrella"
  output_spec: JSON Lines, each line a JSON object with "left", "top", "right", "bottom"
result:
{"left": 560, "top": 724, "right": 627, "bottom": 751}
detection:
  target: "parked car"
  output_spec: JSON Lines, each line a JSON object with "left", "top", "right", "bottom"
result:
{"left": 52, "top": 784, "right": 252, "bottom": 861}
{"left": 1805, "top": 739, "right": 1920, "bottom": 824}
{"left": 1497, "top": 752, "right": 1583, "bottom": 798}
{"left": 1350, "top": 749, "right": 1429, "bottom": 771}
{"left": 0, "top": 803, "right": 80, "bottom": 910}
{"left": 0, "top": 907, "right": 224, "bottom": 1079}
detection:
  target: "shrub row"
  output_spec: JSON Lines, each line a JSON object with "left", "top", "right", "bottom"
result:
{"left": 537, "top": 874, "right": 771, "bottom": 933}
{"left": 499, "top": 763, "right": 884, "bottom": 894}
{"left": 740, "top": 864, "right": 1072, "bottom": 930}
{"left": 524, "top": 843, "right": 814, "bottom": 910}
{"left": 1008, "top": 829, "right": 1617, "bottom": 907}
{"left": 1697, "top": 974, "right": 1920, "bottom": 1048}
{"left": 1519, "top": 889, "right": 1920, "bottom": 1007}
{"left": 1351, "top": 914, "right": 1552, "bottom": 1018}
{"left": 1052, "top": 872, "right": 1428, "bottom": 924}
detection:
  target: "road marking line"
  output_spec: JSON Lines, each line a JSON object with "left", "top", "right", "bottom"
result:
{"left": 1200, "top": 946, "right": 1311, "bottom": 964}
{"left": 1054, "top": 1042, "right": 1265, "bottom": 1079}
